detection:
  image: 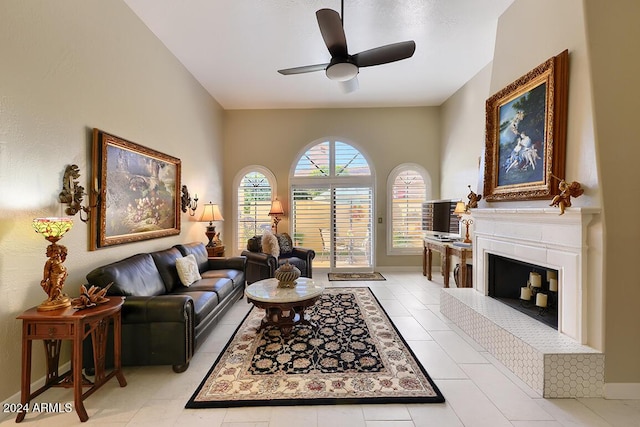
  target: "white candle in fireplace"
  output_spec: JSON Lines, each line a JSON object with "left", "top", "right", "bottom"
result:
{"left": 530, "top": 272, "right": 542, "bottom": 288}
{"left": 520, "top": 287, "right": 532, "bottom": 300}
{"left": 536, "top": 293, "right": 548, "bottom": 308}
{"left": 549, "top": 278, "right": 558, "bottom": 292}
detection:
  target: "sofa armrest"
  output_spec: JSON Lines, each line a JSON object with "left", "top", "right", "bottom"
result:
{"left": 240, "top": 250, "right": 278, "bottom": 284}
{"left": 120, "top": 295, "right": 194, "bottom": 323}
{"left": 290, "top": 247, "right": 316, "bottom": 278}
{"left": 206, "top": 256, "right": 247, "bottom": 272}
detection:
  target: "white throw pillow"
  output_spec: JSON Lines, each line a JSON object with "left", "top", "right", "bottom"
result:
{"left": 261, "top": 230, "right": 280, "bottom": 258}
{"left": 175, "top": 254, "right": 202, "bottom": 286}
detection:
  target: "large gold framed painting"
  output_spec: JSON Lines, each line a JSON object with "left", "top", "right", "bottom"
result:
{"left": 90, "top": 129, "right": 181, "bottom": 249}
{"left": 483, "top": 50, "right": 569, "bottom": 201}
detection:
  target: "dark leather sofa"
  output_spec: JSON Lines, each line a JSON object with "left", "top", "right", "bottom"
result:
{"left": 82, "top": 242, "right": 246, "bottom": 373}
{"left": 241, "top": 235, "right": 315, "bottom": 284}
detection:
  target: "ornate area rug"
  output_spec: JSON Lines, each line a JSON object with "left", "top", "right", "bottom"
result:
{"left": 186, "top": 287, "right": 444, "bottom": 408}
{"left": 327, "top": 272, "right": 386, "bottom": 281}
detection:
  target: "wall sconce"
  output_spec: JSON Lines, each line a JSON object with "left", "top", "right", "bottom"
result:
{"left": 199, "top": 202, "right": 224, "bottom": 248}
{"left": 58, "top": 164, "right": 98, "bottom": 223}
{"left": 268, "top": 199, "right": 285, "bottom": 233}
{"left": 32, "top": 217, "right": 74, "bottom": 311}
{"left": 180, "top": 185, "right": 198, "bottom": 216}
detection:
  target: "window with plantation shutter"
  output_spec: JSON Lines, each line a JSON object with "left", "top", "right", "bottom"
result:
{"left": 234, "top": 167, "right": 276, "bottom": 253}
{"left": 387, "top": 164, "right": 431, "bottom": 254}
{"left": 291, "top": 140, "right": 374, "bottom": 271}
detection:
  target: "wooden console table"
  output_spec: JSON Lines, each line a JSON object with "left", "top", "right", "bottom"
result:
{"left": 423, "top": 239, "right": 473, "bottom": 288}
{"left": 16, "top": 297, "right": 127, "bottom": 423}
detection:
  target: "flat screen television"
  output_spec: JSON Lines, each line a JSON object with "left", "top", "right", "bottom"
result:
{"left": 422, "top": 199, "right": 461, "bottom": 241}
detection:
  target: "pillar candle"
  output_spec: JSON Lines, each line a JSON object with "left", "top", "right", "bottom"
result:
{"left": 520, "top": 287, "right": 532, "bottom": 300}
{"left": 536, "top": 293, "right": 548, "bottom": 308}
{"left": 549, "top": 278, "right": 558, "bottom": 292}
{"left": 547, "top": 270, "right": 557, "bottom": 281}
{"left": 529, "top": 272, "right": 542, "bottom": 288}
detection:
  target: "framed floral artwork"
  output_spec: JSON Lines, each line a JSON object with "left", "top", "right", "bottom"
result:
{"left": 90, "top": 129, "right": 181, "bottom": 249}
{"left": 483, "top": 49, "right": 569, "bottom": 201}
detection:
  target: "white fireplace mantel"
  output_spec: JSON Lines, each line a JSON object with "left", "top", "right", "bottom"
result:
{"left": 471, "top": 207, "right": 600, "bottom": 344}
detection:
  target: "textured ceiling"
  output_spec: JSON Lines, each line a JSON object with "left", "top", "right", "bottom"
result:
{"left": 124, "top": 0, "right": 514, "bottom": 109}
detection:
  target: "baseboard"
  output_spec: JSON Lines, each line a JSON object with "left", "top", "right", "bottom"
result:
{"left": 604, "top": 383, "right": 640, "bottom": 399}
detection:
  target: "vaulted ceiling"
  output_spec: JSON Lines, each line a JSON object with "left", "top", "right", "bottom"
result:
{"left": 124, "top": 0, "right": 514, "bottom": 109}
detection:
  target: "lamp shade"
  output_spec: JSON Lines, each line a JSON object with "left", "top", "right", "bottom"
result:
{"left": 199, "top": 203, "right": 224, "bottom": 224}
{"left": 33, "top": 217, "right": 73, "bottom": 242}
{"left": 268, "top": 199, "right": 285, "bottom": 217}
{"left": 454, "top": 201, "right": 467, "bottom": 215}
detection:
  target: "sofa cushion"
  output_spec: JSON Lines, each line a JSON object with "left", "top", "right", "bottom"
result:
{"left": 173, "top": 277, "right": 235, "bottom": 301}
{"left": 86, "top": 253, "right": 165, "bottom": 297}
{"left": 174, "top": 242, "right": 209, "bottom": 273}
{"left": 201, "top": 269, "right": 244, "bottom": 288}
{"left": 175, "top": 291, "right": 219, "bottom": 326}
{"left": 247, "top": 236, "right": 262, "bottom": 252}
{"left": 151, "top": 247, "right": 183, "bottom": 292}
{"left": 261, "top": 231, "right": 280, "bottom": 257}
{"left": 176, "top": 254, "right": 202, "bottom": 286}
{"left": 276, "top": 232, "right": 293, "bottom": 255}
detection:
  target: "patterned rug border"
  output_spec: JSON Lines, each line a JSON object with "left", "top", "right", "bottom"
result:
{"left": 186, "top": 287, "right": 444, "bottom": 408}
{"left": 327, "top": 272, "right": 386, "bottom": 281}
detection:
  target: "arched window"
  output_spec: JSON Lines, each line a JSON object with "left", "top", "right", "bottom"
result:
{"left": 387, "top": 164, "right": 431, "bottom": 254}
{"left": 233, "top": 166, "right": 277, "bottom": 254}
{"left": 291, "top": 139, "right": 374, "bottom": 271}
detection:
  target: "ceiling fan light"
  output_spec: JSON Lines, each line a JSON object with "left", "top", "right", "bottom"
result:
{"left": 326, "top": 62, "right": 358, "bottom": 81}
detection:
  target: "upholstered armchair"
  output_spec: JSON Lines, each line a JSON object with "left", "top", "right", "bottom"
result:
{"left": 241, "top": 234, "right": 315, "bottom": 284}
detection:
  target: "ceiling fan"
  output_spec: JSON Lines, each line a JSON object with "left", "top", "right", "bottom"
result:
{"left": 277, "top": 1, "right": 416, "bottom": 93}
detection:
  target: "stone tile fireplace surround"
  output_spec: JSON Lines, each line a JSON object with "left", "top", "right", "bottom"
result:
{"left": 440, "top": 207, "right": 604, "bottom": 397}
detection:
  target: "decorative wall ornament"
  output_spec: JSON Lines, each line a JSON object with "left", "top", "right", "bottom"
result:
{"left": 59, "top": 164, "right": 98, "bottom": 223}
{"left": 181, "top": 185, "right": 198, "bottom": 216}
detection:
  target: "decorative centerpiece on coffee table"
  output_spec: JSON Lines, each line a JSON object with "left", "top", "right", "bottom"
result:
{"left": 274, "top": 260, "right": 300, "bottom": 288}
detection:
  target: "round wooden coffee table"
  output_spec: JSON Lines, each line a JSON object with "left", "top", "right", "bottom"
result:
{"left": 245, "top": 277, "right": 324, "bottom": 336}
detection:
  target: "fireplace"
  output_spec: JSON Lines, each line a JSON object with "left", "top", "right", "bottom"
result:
{"left": 488, "top": 254, "right": 558, "bottom": 329}
{"left": 439, "top": 207, "right": 604, "bottom": 398}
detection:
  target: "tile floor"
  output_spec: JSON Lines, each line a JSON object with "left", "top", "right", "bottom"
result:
{"left": 2, "top": 271, "right": 639, "bottom": 426}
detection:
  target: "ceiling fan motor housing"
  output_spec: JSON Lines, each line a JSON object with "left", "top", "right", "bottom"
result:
{"left": 326, "top": 57, "right": 358, "bottom": 81}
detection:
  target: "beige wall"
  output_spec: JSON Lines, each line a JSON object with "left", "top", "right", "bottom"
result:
{"left": 223, "top": 107, "right": 440, "bottom": 267}
{"left": 0, "top": 0, "right": 224, "bottom": 401}
{"left": 583, "top": 0, "right": 640, "bottom": 389}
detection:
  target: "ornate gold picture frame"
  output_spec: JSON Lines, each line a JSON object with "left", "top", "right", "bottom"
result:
{"left": 483, "top": 50, "right": 569, "bottom": 201}
{"left": 90, "top": 129, "right": 181, "bottom": 250}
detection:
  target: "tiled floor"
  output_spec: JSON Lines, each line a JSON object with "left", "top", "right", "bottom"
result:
{"left": 2, "top": 271, "right": 640, "bottom": 426}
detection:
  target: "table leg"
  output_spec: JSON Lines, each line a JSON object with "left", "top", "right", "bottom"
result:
{"left": 460, "top": 252, "right": 469, "bottom": 288}
{"left": 113, "top": 311, "right": 127, "bottom": 387}
{"left": 443, "top": 248, "right": 450, "bottom": 288}
{"left": 74, "top": 327, "right": 88, "bottom": 422}
{"left": 426, "top": 248, "right": 433, "bottom": 280}
{"left": 16, "top": 335, "right": 31, "bottom": 423}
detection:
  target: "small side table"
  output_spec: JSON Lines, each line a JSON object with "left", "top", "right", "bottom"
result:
{"left": 16, "top": 297, "right": 127, "bottom": 423}
{"left": 206, "top": 245, "right": 225, "bottom": 257}
{"left": 423, "top": 239, "right": 472, "bottom": 288}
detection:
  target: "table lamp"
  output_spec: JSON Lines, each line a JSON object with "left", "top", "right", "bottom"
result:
{"left": 268, "top": 199, "right": 285, "bottom": 233}
{"left": 33, "top": 217, "right": 74, "bottom": 311}
{"left": 199, "top": 202, "right": 224, "bottom": 248}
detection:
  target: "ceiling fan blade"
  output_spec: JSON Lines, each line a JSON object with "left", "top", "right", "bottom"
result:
{"left": 339, "top": 76, "right": 359, "bottom": 93}
{"left": 316, "top": 8, "right": 348, "bottom": 58}
{"left": 352, "top": 41, "right": 416, "bottom": 67}
{"left": 278, "top": 63, "right": 329, "bottom": 75}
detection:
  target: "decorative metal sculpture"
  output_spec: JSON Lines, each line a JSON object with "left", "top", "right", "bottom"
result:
{"left": 59, "top": 164, "right": 97, "bottom": 223}
{"left": 466, "top": 185, "right": 482, "bottom": 209}
{"left": 181, "top": 185, "right": 198, "bottom": 216}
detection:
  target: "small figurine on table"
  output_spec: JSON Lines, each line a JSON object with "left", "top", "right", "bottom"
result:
{"left": 549, "top": 176, "right": 584, "bottom": 215}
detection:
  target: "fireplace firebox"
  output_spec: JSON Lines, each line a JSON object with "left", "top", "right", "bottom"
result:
{"left": 488, "top": 254, "right": 558, "bottom": 329}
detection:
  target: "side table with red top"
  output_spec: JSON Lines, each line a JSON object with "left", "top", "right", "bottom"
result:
{"left": 16, "top": 297, "right": 127, "bottom": 423}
